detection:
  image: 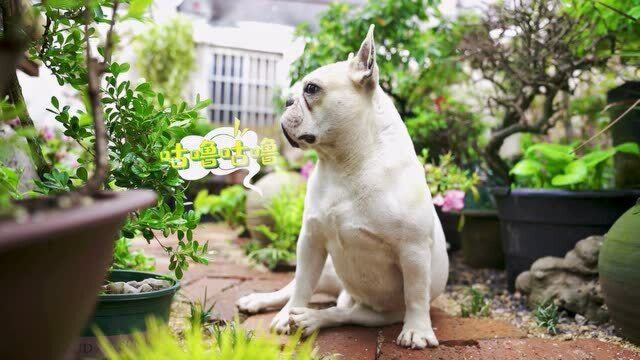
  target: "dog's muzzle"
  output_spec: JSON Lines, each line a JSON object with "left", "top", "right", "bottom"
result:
{"left": 281, "top": 124, "right": 299, "bottom": 148}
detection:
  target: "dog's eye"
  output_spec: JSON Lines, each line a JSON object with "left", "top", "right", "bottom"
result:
{"left": 304, "top": 83, "right": 320, "bottom": 95}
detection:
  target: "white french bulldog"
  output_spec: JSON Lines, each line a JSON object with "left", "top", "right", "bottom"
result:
{"left": 237, "top": 25, "right": 449, "bottom": 349}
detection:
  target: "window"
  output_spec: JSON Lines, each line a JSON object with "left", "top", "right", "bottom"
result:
{"left": 209, "top": 48, "right": 281, "bottom": 128}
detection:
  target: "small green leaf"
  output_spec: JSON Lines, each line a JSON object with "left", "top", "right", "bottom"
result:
{"left": 127, "top": 0, "right": 153, "bottom": 19}
{"left": 551, "top": 160, "right": 588, "bottom": 186}
{"left": 614, "top": 142, "right": 640, "bottom": 155}
{"left": 510, "top": 159, "right": 542, "bottom": 176}
{"left": 76, "top": 167, "right": 88, "bottom": 181}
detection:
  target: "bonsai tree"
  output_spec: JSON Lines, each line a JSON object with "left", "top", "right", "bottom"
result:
{"left": 460, "top": 0, "right": 640, "bottom": 183}
{"left": 290, "top": 0, "right": 483, "bottom": 165}
{"left": 1, "top": 0, "right": 209, "bottom": 278}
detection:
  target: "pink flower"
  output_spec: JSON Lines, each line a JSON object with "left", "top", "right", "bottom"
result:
{"left": 435, "top": 190, "right": 465, "bottom": 213}
{"left": 300, "top": 160, "right": 315, "bottom": 179}
{"left": 7, "top": 117, "right": 20, "bottom": 127}
{"left": 40, "top": 126, "right": 54, "bottom": 141}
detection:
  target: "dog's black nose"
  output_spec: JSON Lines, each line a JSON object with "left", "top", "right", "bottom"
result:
{"left": 285, "top": 97, "right": 294, "bottom": 108}
{"left": 298, "top": 134, "right": 316, "bottom": 144}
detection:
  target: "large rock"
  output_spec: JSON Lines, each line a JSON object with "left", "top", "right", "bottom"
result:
{"left": 515, "top": 235, "right": 608, "bottom": 323}
{"left": 246, "top": 171, "right": 305, "bottom": 244}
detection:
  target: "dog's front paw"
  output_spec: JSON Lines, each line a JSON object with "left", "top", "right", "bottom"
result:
{"left": 289, "top": 307, "right": 324, "bottom": 337}
{"left": 236, "top": 293, "right": 265, "bottom": 314}
{"left": 270, "top": 307, "right": 291, "bottom": 334}
{"left": 396, "top": 325, "right": 438, "bottom": 349}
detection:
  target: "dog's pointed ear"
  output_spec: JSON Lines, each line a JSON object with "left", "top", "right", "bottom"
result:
{"left": 349, "top": 24, "right": 378, "bottom": 89}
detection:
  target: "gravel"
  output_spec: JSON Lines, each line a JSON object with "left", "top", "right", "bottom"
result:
{"left": 441, "top": 252, "right": 640, "bottom": 353}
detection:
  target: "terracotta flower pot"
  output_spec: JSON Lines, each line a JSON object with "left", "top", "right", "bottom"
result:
{"left": 0, "top": 190, "right": 156, "bottom": 360}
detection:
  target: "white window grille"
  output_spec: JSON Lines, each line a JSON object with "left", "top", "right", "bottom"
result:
{"left": 208, "top": 48, "right": 282, "bottom": 129}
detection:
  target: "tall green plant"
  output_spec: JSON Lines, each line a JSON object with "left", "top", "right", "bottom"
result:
{"left": 134, "top": 15, "right": 195, "bottom": 105}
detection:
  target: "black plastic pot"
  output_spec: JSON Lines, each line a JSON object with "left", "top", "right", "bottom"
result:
{"left": 607, "top": 81, "right": 640, "bottom": 189}
{"left": 72, "top": 270, "right": 179, "bottom": 358}
{"left": 461, "top": 209, "right": 504, "bottom": 269}
{"left": 435, "top": 207, "right": 461, "bottom": 252}
{"left": 492, "top": 188, "right": 640, "bottom": 291}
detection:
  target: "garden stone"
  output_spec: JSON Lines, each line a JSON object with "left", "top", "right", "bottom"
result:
{"left": 516, "top": 235, "right": 608, "bottom": 323}
{"left": 106, "top": 281, "right": 125, "bottom": 294}
{"left": 123, "top": 283, "right": 140, "bottom": 294}
{"left": 138, "top": 283, "right": 153, "bottom": 293}
{"left": 246, "top": 171, "right": 305, "bottom": 244}
{"left": 141, "top": 277, "right": 171, "bottom": 290}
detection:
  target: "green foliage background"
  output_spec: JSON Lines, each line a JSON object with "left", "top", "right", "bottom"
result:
{"left": 134, "top": 16, "right": 195, "bottom": 105}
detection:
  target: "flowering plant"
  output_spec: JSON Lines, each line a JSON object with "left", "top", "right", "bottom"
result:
{"left": 419, "top": 150, "right": 479, "bottom": 213}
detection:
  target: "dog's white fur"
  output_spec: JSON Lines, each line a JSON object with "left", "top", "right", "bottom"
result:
{"left": 237, "top": 25, "right": 449, "bottom": 349}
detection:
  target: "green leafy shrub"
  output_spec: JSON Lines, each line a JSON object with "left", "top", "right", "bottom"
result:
{"left": 19, "top": 0, "right": 210, "bottom": 278}
{"left": 510, "top": 142, "right": 640, "bottom": 189}
{"left": 134, "top": 15, "right": 195, "bottom": 105}
{"left": 460, "top": 287, "right": 491, "bottom": 318}
{"left": 248, "top": 185, "right": 306, "bottom": 269}
{"left": 406, "top": 100, "right": 484, "bottom": 166}
{"left": 419, "top": 151, "right": 479, "bottom": 198}
{"left": 0, "top": 164, "right": 21, "bottom": 215}
{"left": 98, "top": 318, "right": 319, "bottom": 360}
{"left": 534, "top": 302, "right": 559, "bottom": 335}
{"left": 194, "top": 185, "right": 247, "bottom": 229}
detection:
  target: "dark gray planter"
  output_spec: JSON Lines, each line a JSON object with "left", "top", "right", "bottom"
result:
{"left": 492, "top": 187, "right": 640, "bottom": 291}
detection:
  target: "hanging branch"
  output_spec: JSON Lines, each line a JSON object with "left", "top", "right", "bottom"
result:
{"left": 77, "top": 0, "right": 119, "bottom": 195}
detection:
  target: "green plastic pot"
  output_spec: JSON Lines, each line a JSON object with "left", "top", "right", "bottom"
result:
{"left": 83, "top": 270, "right": 179, "bottom": 336}
{"left": 599, "top": 199, "right": 640, "bottom": 345}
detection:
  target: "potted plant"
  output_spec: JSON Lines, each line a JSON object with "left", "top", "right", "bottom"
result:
{"left": 1, "top": 1, "right": 210, "bottom": 358}
{"left": 420, "top": 151, "right": 479, "bottom": 252}
{"left": 460, "top": 187, "right": 504, "bottom": 269}
{"left": 495, "top": 141, "right": 640, "bottom": 290}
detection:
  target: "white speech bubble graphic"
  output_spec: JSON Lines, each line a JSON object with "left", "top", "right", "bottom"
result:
{"left": 174, "top": 126, "right": 266, "bottom": 196}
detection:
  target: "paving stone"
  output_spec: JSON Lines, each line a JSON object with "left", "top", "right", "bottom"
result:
{"left": 243, "top": 312, "right": 378, "bottom": 360}
{"left": 181, "top": 277, "right": 241, "bottom": 304}
{"left": 210, "top": 277, "right": 293, "bottom": 321}
{"left": 379, "top": 308, "right": 526, "bottom": 347}
{"left": 378, "top": 338, "right": 640, "bottom": 360}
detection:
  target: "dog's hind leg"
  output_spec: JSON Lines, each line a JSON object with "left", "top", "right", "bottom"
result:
{"left": 289, "top": 303, "right": 402, "bottom": 337}
{"left": 236, "top": 257, "right": 342, "bottom": 314}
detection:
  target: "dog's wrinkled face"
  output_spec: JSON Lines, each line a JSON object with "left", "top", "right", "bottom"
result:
{"left": 281, "top": 25, "right": 379, "bottom": 150}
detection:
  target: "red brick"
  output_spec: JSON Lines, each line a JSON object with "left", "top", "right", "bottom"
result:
{"left": 210, "top": 277, "right": 293, "bottom": 321}
{"left": 379, "top": 308, "right": 526, "bottom": 348}
{"left": 378, "top": 338, "right": 640, "bottom": 360}
{"left": 181, "top": 277, "right": 241, "bottom": 304}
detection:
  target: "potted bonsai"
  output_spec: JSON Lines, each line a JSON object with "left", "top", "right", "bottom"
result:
{"left": 496, "top": 141, "right": 640, "bottom": 290}
{"left": 420, "top": 151, "right": 479, "bottom": 252}
{"left": 1, "top": 1, "right": 209, "bottom": 358}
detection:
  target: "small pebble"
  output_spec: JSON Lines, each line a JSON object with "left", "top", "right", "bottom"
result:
{"left": 123, "top": 283, "right": 140, "bottom": 294}
{"left": 138, "top": 284, "right": 153, "bottom": 293}
{"left": 106, "top": 282, "right": 125, "bottom": 294}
